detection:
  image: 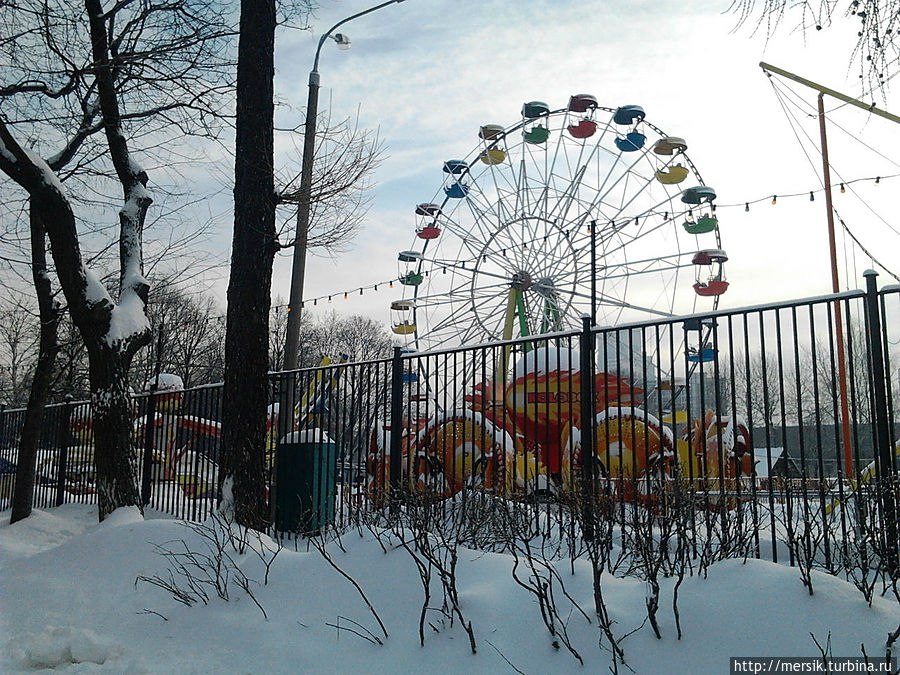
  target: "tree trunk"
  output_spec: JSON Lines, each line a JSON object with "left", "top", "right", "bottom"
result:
{"left": 222, "top": 0, "right": 277, "bottom": 531}
{"left": 88, "top": 343, "right": 142, "bottom": 519}
{"left": 10, "top": 205, "right": 61, "bottom": 523}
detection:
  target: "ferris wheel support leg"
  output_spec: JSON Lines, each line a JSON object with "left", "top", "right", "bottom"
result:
{"left": 515, "top": 292, "right": 530, "bottom": 347}
{"left": 496, "top": 288, "right": 519, "bottom": 387}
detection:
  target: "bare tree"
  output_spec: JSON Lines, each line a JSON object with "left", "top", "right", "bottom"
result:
{"left": 729, "top": 0, "right": 899, "bottom": 91}
{"left": 277, "top": 112, "right": 384, "bottom": 254}
{"left": 0, "top": 0, "right": 234, "bottom": 520}
{"left": 135, "top": 281, "right": 227, "bottom": 389}
{"left": 0, "top": 295, "right": 38, "bottom": 407}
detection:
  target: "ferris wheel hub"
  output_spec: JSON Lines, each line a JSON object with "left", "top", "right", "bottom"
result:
{"left": 511, "top": 271, "right": 532, "bottom": 291}
{"left": 532, "top": 277, "right": 557, "bottom": 297}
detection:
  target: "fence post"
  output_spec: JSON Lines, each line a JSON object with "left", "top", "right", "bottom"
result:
{"left": 389, "top": 347, "right": 403, "bottom": 511}
{"left": 579, "top": 315, "right": 596, "bottom": 541}
{"left": 55, "top": 395, "right": 73, "bottom": 507}
{"left": 863, "top": 269, "right": 899, "bottom": 574}
{"left": 141, "top": 323, "right": 164, "bottom": 506}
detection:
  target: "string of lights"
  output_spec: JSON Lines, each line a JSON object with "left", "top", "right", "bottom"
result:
{"left": 765, "top": 74, "right": 900, "bottom": 282}
{"left": 725, "top": 172, "right": 898, "bottom": 211}
{"left": 140, "top": 169, "right": 899, "bottom": 335}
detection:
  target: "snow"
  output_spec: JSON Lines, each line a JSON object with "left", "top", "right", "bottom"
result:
{"left": 106, "top": 287, "right": 150, "bottom": 347}
{"left": 513, "top": 347, "right": 580, "bottom": 377}
{"left": 83, "top": 267, "right": 111, "bottom": 306}
{"left": 753, "top": 447, "right": 786, "bottom": 479}
{"left": 0, "top": 136, "right": 17, "bottom": 165}
{"left": 599, "top": 406, "right": 675, "bottom": 444}
{"left": 20, "top": 144, "right": 68, "bottom": 196}
{"left": 0, "top": 135, "right": 67, "bottom": 197}
{"left": 414, "top": 409, "right": 516, "bottom": 451}
{"left": 145, "top": 373, "right": 184, "bottom": 393}
{"left": 280, "top": 429, "right": 334, "bottom": 444}
{"left": 2, "top": 504, "right": 898, "bottom": 674}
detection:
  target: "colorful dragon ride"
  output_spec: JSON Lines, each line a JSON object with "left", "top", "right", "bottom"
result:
{"left": 366, "top": 348, "right": 754, "bottom": 507}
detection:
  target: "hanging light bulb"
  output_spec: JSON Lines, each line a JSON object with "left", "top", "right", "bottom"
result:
{"left": 876, "top": 176, "right": 881, "bottom": 184}
{"left": 745, "top": 202, "right": 749, "bottom": 212}
{"left": 711, "top": 204, "right": 717, "bottom": 213}
{"left": 374, "top": 284, "right": 378, "bottom": 291}
{"left": 314, "top": 299, "right": 317, "bottom": 306}
{"left": 771, "top": 195, "right": 777, "bottom": 205}
{"left": 840, "top": 183, "right": 845, "bottom": 193}
{"left": 810, "top": 191, "right": 815, "bottom": 201}
{"left": 389, "top": 281, "right": 393, "bottom": 288}
{"left": 359, "top": 288, "right": 363, "bottom": 296}
{"left": 344, "top": 292, "right": 348, "bottom": 299}
{"left": 663, "top": 211, "right": 668, "bottom": 221}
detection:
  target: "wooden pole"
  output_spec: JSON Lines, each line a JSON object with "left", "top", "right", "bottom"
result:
{"left": 817, "top": 93, "right": 854, "bottom": 476}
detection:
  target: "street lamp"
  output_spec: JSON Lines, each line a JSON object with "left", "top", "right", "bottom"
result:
{"left": 284, "top": 0, "right": 407, "bottom": 371}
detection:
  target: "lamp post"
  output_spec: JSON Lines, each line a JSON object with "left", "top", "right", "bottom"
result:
{"left": 284, "top": 0, "right": 407, "bottom": 371}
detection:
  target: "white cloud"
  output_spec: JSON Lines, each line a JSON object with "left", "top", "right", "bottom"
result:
{"left": 263, "top": 0, "right": 900, "bottom": 337}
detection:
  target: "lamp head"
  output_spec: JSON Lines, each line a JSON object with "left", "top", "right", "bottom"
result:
{"left": 332, "top": 33, "right": 351, "bottom": 50}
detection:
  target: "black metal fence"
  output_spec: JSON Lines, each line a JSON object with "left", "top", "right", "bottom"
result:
{"left": 2, "top": 275, "right": 898, "bottom": 569}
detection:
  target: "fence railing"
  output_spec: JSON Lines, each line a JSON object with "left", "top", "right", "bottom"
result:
{"left": 1, "top": 277, "right": 898, "bottom": 569}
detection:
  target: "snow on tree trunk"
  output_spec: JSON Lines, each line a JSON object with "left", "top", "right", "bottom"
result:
{"left": 89, "top": 345, "right": 142, "bottom": 519}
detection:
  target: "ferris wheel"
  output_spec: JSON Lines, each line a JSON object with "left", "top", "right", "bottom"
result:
{"left": 390, "top": 95, "right": 727, "bottom": 353}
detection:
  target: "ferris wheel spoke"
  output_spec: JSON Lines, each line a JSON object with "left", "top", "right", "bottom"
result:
{"left": 537, "top": 117, "right": 574, "bottom": 215}
{"left": 545, "top": 127, "right": 612, "bottom": 225}
{"left": 461, "top": 182, "right": 505, "bottom": 239}
{"left": 598, "top": 214, "right": 683, "bottom": 260}
{"left": 561, "top": 284, "right": 676, "bottom": 319}
{"left": 577, "top": 152, "right": 684, "bottom": 234}
{"left": 436, "top": 213, "right": 493, "bottom": 256}
{"left": 478, "top": 164, "right": 517, "bottom": 224}
{"left": 422, "top": 300, "right": 483, "bottom": 339}
{"left": 598, "top": 259, "right": 694, "bottom": 282}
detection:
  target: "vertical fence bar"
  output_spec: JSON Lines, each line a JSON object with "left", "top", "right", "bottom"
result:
{"left": 579, "top": 316, "right": 596, "bottom": 541}
{"left": 140, "top": 392, "right": 158, "bottom": 507}
{"left": 141, "top": 325, "right": 164, "bottom": 506}
{"left": 863, "top": 270, "right": 899, "bottom": 574}
{"left": 54, "top": 396, "right": 73, "bottom": 507}
{"left": 389, "top": 347, "right": 403, "bottom": 510}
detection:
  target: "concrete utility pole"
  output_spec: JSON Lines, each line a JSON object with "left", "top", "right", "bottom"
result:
{"left": 283, "top": 0, "right": 407, "bottom": 371}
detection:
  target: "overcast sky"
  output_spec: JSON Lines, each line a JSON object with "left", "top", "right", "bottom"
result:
{"left": 225, "top": 0, "right": 900, "bottom": 340}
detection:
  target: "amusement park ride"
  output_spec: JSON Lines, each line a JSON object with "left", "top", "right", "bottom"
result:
{"left": 368, "top": 95, "right": 755, "bottom": 504}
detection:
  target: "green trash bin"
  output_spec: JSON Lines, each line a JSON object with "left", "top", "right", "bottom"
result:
{"left": 275, "top": 430, "right": 337, "bottom": 534}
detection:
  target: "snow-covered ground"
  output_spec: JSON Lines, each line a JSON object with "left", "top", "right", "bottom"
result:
{"left": 1, "top": 504, "right": 897, "bottom": 674}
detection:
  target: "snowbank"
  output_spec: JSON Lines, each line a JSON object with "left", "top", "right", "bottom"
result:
{"left": 1, "top": 505, "right": 897, "bottom": 674}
